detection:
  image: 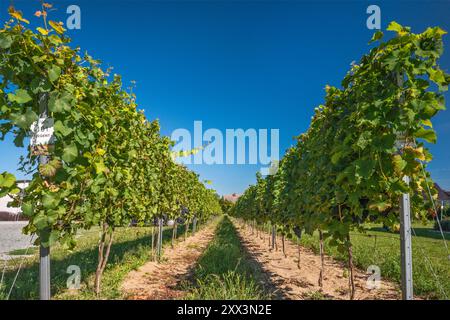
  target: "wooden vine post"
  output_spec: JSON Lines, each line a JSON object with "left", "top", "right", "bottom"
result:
{"left": 281, "top": 233, "right": 286, "bottom": 258}
{"left": 157, "top": 218, "right": 163, "bottom": 261}
{"left": 172, "top": 220, "right": 178, "bottom": 248}
{"left": 151, "top": 225, "right": 155, "bottom": 260}
{"left": 260, "top": 223, "right": 264, "bottom": 240}
{"left": 185, "top": 219, "right": 189, "bottom": 241}
{"left": 347, "top": 234, "right": 355, "bottom": 299}
{"left": 95, "top": 222, "right": 114, "bottom": 295}
{"left": 192, "top": 216, "right": 197, "bottom": 235}
{"left": 318, "top": 230, "right": 324, "bottom": 288}
{"left": 271, "top": 225, "right": 276, "bottom": 250}
{"left": 296, "top": 228, "right": 302, "bottom": 269}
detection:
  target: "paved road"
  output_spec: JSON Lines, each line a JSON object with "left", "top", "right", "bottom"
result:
{"left": 0, "top": 222, "right": 34, "bottom": 260}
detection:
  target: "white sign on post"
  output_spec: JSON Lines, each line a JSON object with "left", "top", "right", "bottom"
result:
{"left": 30, "top": 117, "right": 55, "bottom": 155}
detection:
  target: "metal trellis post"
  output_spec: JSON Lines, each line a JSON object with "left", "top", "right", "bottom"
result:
{"left": 396, "top": 72, "right": 413, "bottom": 300}
{"left": 400, "top": 175, "right": 414, "bottom": 300}
{"left": 38, "top": 94, "right": 51, "bottom": 300}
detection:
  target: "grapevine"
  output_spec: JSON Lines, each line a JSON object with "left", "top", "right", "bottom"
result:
{"left": 232, "top": 22, "right": 449, "bottom": 299}
{"left": 0, "top": 7, "right": 221, "bottom": 295}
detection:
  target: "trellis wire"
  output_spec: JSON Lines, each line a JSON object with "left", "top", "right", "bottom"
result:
{"left": 6, "top": 234, "right": 36, "bottom": 300}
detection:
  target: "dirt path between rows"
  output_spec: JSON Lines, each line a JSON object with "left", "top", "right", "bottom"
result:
{"left": 121, "top": 221, "right": 218, "bottom": 300}
{"left": 234, "top": 221, "right": 401, "bottom": 300}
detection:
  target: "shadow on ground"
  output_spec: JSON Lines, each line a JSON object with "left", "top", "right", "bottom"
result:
{"left": 2, "top": 223, "right": 193, "bottom": 300}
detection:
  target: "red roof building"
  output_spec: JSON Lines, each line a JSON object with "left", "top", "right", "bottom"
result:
{"left": 223, "top": 193, "right": 240, "bottom": 203}
{"left": 435, "top": 183, "right": 450, "bottom": 201}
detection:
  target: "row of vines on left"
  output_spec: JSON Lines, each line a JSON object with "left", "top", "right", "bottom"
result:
{"left": 0, "top": 7, "right": 222, "bottom": 295}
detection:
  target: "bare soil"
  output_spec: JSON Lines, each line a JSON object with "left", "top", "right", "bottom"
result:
{"left": 234, "top": 221, "right": 401, "bottom": 300}
{"left": 121, "top": 221, "right": 217, "bottom": 300}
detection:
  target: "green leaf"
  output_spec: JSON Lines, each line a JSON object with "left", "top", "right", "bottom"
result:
{"left": 49, "top": 20, "right": 66, "bottom": 34}
{"left": 355, "top": 159, "right": 376, "bottom": 179}
{"left": 39, "top": 161, "right": 59, "bottom": 177}
{"left": 0, "top": 172, "right": 16, "bottom": 188}
{"left": 429, "top": 68, "right": 447, "bottom": 90}
{"left": 420, "top": 105, "right": 438, "bottom": 118}
{"left": 30, "top": 78, "right": 52, "bottom": 94}
{"left": 373, "top": 134, "right": 396, "bottom": 152}
{"left": 42, "top": 193, "right": 59, "bottom": 209}
{"left": 9, "top": 188, "right": 20, "bottom": 194}
{"left": 390, "top": 179, "right": 409, "bottom": 193}
{"left": 42, "top": 230, "right": 60, "bottom": 247}
{"left": 8, "top": 89, "right": 32, "bottom": 104}
{"left": 48, "top": 92, "right": 72, "bottom": 113}
{"left": 356, "top": 132, "right": 372, "bottom": 150}
{"left": 37, "top": 27, "right": 50, "bottom": 36}
{"left": 383, "top": 54, "right": 398, "bottom": 71}
{"left": 433, "top": 27, "right": 447, "bottom": 36}
{"left": 34, "top": 214, "right": 48, "bottom": 230}
{"left": 54, "top": 120, "right": 72, "bottom": 137}
{"left": 336, "top": 170, "right": 348, "bottom": 184}
{"left": 94, "top": 160, "right": 108, "bottom": 174}
{"left": 22, "top": 202, "right": 34, "bottom": 217}
{"left": 62, "top": 143, "right": 78, "bottom": 163}
{"left": 40, "top": 229, "right": 59, "bottom": 248}
{"left": 49, "top": 231, "right": 59, "bottom": 246}
{"left": 369, "top": 31, "right": 383, "bottom": 43}
{"left": 10, "top": 108, "right": 38, "bottom": 129}
{"left": 48, "top": 65, "right": 61, "bottom": 82}
{"left": 331, "top": 151, "right": 342, "bottom": 165}
{"left": 48, "top": 97, "right": 69, "bottom": 113}
{"left": 415, "top": 127, "right": 437, "bottom": 143}
{"left": 429, "top": 68, "right": 445, "bottom": 82}
{"left": 0, "top": 34, "right": 13, "bottom": 49}
{"left": 387, "top": 21, "right": 405, "bottom": 34}
{"left": 369, "top": 201, "right": 391, "bottom": 212}
{"left": 422, "top": 119, "right": 433, "bottom": 128}
{"left": 392, "top": 155, "right": 407, "bottom": 175}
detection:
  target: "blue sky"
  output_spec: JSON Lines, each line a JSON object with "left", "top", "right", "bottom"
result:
{"left": 0, "top": 0, "right": 449, "bottom": 195}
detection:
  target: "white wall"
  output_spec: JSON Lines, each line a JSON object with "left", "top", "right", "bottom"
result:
{"left": 0, "top": 181, "right": 29, "bottom": 215}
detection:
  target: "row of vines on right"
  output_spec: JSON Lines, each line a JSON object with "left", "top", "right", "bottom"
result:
{"left": 231, "top": 22, "right": 449, "bottom": 299}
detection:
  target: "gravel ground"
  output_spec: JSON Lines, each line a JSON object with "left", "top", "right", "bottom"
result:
{"left": 0, "top": 222, "right": 34, "bottom": 260}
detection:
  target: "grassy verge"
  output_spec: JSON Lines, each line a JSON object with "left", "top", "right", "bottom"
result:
{"left": 0, "top": 221, "right": 199, "bottom": 300}
{"left": 184, "top": 216, "right": 266, "bottom": 300}
{"left": 7, "top": 247, "right": 39, "bottom": 256}
{"left": 296, "top": 222, "right": 450, "bottom": 300}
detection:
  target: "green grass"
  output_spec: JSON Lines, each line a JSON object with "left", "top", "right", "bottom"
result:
{"left": 7, "top": 247, "right": 39, "bottom": 256}
{"left": 297, "top": 222, "right": 450, "bottom": 300}
{"left": 184, "top": 216, "right": 266, "bottom": 300}
{"left": 1, "top": 222, "right": 197, "bottom": 300}
{"left": 0, "top": 283, "right": 6, "bottom": 300}
{"left": 302, "top": 290, "right": 330, "bottom": 300}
